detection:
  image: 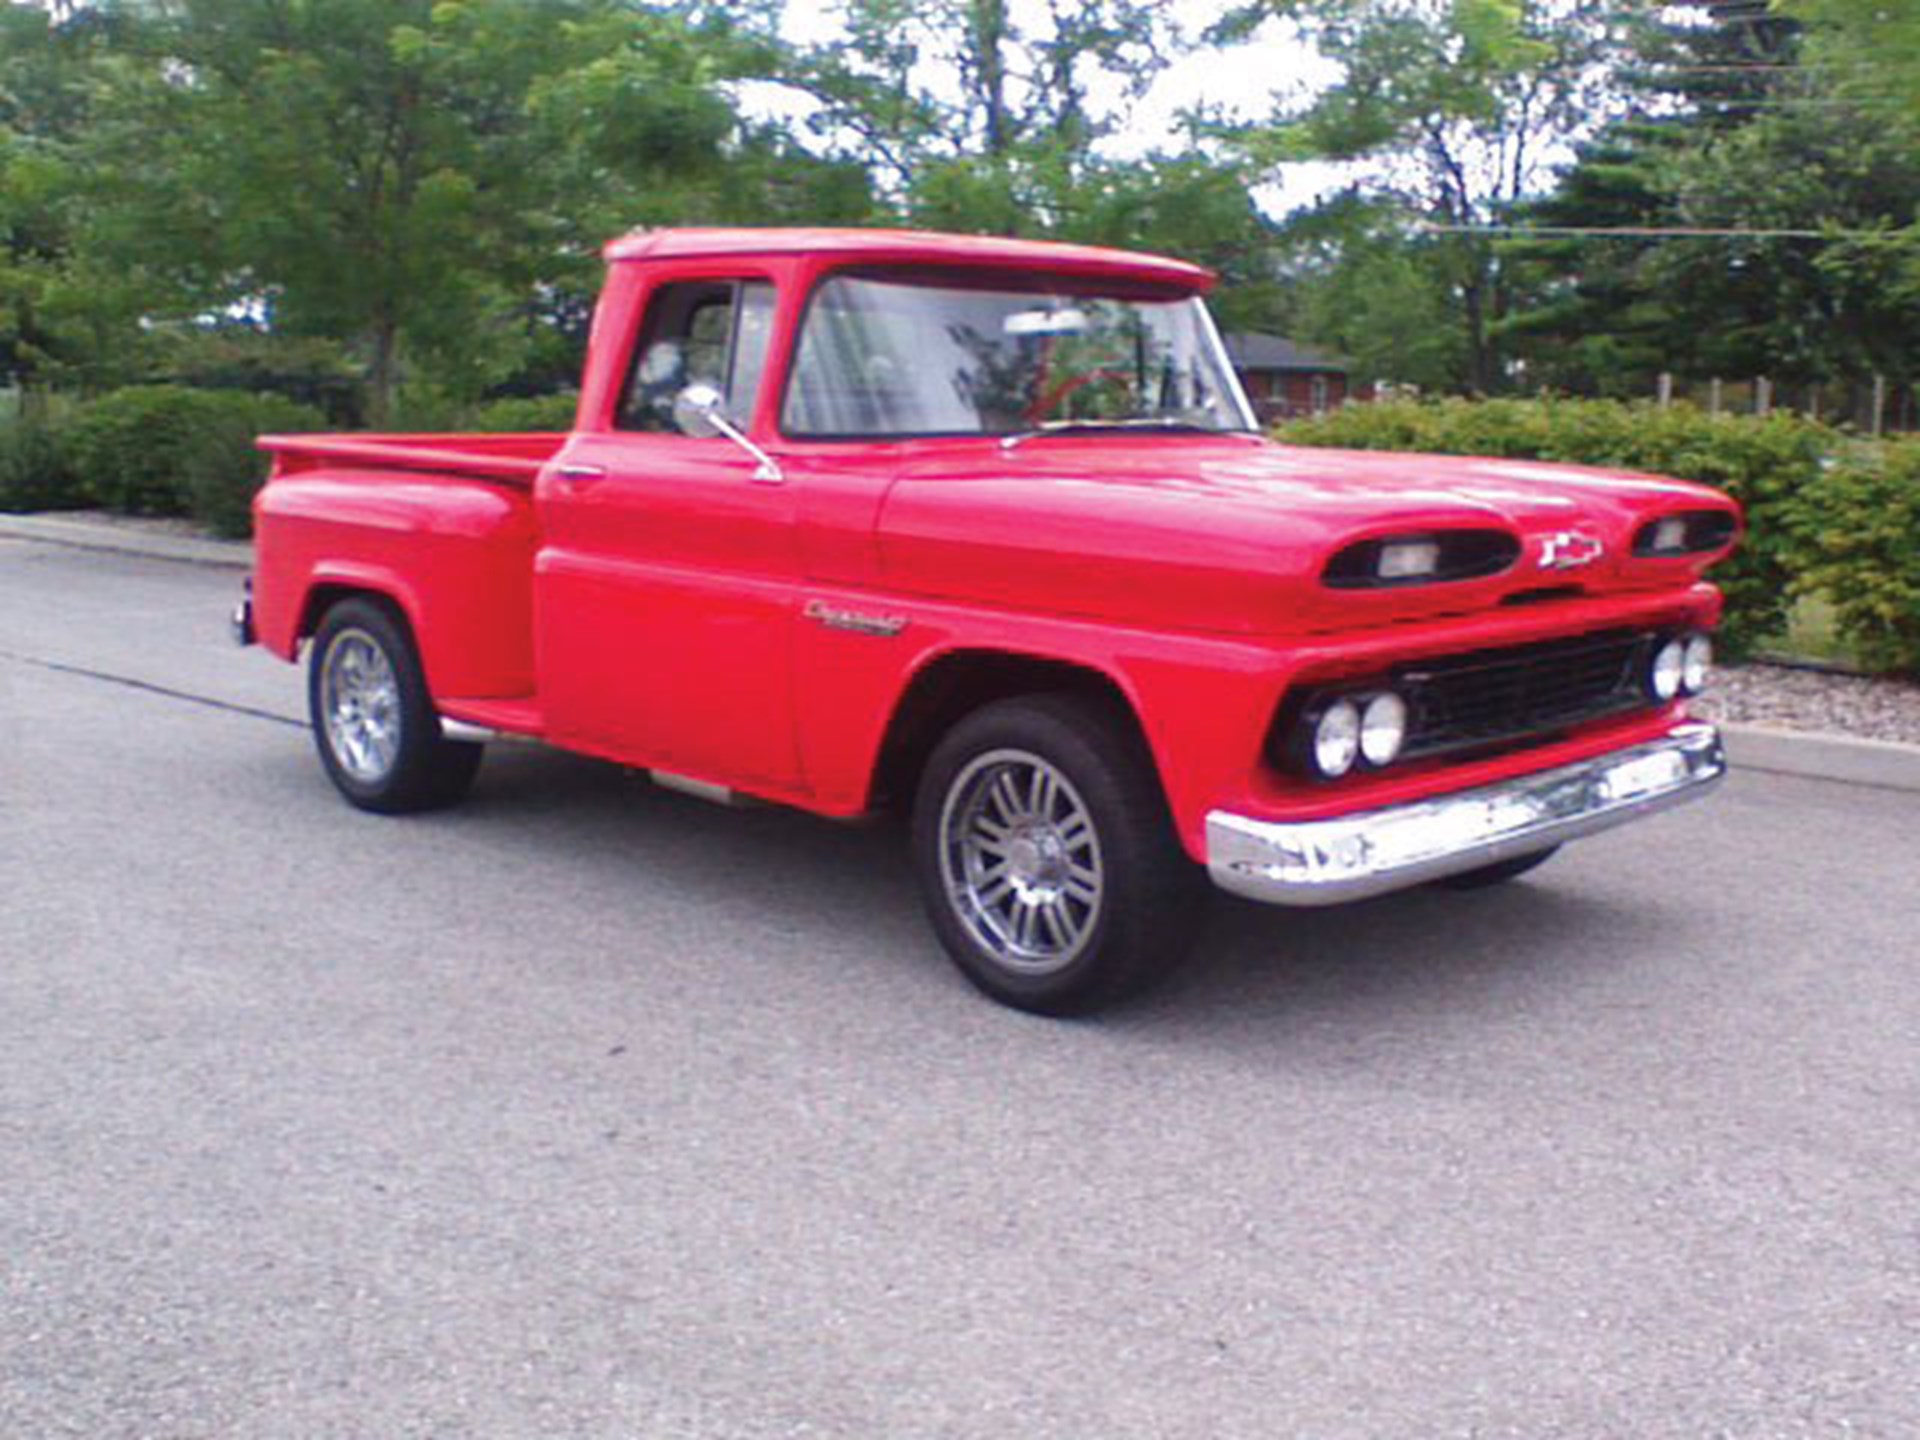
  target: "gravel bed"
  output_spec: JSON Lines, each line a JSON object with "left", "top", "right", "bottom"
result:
{"left": 1695, "top": 662, "right": 1920, "bottom": 747}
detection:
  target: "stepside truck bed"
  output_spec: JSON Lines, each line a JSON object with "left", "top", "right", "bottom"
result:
{"left": 251, "top": 432, "right": 566, "bottom": 723}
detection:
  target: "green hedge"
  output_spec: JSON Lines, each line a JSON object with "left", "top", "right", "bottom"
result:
{"left": 67, "top": 386, "right": 323, "bottom": 535}
{"left": 1797, "top": 440, "right": 1920, "bottom": 676}
{"left": 185, "top": 393, "right": 329, "bottom": 538}
{"left": 1276, "top": 398, "right": 1831, "bottom": 659}
{"left": 0, "top": 402, "right": 84, "bottom": 513}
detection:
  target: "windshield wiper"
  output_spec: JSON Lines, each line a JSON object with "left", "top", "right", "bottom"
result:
{"left": 998, "top": 418, "right": 1220, "bottom": 452}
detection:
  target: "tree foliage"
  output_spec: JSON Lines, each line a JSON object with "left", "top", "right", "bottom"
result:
{"left": 1219, "top": 0, "right": 1626, "bottom": 392}
{"left": 0, "top": 3, "right": 147, "bottom": 392}
{"left": 0, "top": 0, "right": 1912, "bottom": 428}
{"left": 77, "top": 0, "right": 871, "bottom": 418}
{"left": 1500, "top": 5, "right": 1920, "bottom": 404}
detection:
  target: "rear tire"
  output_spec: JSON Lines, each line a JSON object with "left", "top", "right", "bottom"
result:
{"left": 912, "top": 693, "right": 1202, "bottom": 1015}
{"left": 308, "top": 597, "right": 482, "bottom": 814}
{"left": 1433, "top": 846, "right": 1560, "bottom": 891}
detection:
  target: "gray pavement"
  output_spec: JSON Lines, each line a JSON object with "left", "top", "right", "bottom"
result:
{"left": 3, "top": 538, "right": 1918, "bottom": 1438}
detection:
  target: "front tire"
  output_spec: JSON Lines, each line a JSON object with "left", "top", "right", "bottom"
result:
{"left": 912, "top": 693, "right": 1201, "bottom": 1015}
{"left": 308, "top": 597, "right": 482, "bottom": 814}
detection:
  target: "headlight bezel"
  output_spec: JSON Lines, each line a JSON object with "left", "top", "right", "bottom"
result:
{"left": 1646, "top": 630, "right": 1713, "bottom": 701}
{"left": 1288, "top": 688, "right": 1413, "bottom": 782}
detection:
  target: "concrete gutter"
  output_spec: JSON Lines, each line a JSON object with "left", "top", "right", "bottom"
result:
{"left": 0, "top": 512, "right": 250, "bottom": 569}
{"left": 6, "top": 510, "right": 1920, "bottom": 794}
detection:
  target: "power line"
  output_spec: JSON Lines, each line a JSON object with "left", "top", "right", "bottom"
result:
{"left": 1625, "top": 63, "right": 1880, "bottom": 74}
{"left": 1416, "top": 223, "right": 1902, "bottom": 240}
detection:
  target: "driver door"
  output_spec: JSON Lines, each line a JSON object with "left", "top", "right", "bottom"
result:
{"left": 536, "top": 276, "right": 803, "bottom": 791}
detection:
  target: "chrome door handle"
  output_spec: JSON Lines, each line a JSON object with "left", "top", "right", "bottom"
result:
{"left": 558, "top": 463, "right": 607, "bottom": 485}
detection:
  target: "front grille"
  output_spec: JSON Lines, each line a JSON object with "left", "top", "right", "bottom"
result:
{"left": 1396, "top": 628, "right": 1647, "bottom": 759}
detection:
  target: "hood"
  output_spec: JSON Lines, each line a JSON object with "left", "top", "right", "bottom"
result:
{"left": 874, "top": 436, "right": 1739, "bottom": 635}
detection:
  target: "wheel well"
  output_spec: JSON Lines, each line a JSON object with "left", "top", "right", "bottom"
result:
{"left": 298, "top": 584, "right": 404, "bottom": 642}
{"left": 872, "top": 651, "right": 1152, "bottom": 812}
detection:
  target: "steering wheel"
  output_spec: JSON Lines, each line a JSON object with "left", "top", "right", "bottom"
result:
{"left": 1024, "top": 367, "right": 1137, "bottom": 424}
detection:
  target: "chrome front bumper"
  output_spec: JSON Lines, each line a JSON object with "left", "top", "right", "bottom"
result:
{"left": 1206, "top": 721, "right": 1726, "bottom": 907}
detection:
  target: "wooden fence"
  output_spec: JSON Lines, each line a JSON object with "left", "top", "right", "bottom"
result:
{"left": 1655, "top": 373, "right": 1915, "bottom": 435}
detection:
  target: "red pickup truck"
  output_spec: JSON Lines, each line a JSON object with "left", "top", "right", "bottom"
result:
{"left": 236, "top": 226, "right": 1735, "bottom": 1013}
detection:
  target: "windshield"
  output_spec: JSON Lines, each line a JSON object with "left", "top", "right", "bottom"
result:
{"left": 781, "top": 273, "right": 1256, "bottom": 440}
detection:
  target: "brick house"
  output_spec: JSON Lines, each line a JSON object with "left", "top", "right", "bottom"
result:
{"left": 1222, "top": 333, "right": 1364, "bottom": 423}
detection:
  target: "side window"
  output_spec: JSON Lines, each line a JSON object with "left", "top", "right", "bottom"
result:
{"left": 619, "top": 279, "right": 777, "bottom": 433}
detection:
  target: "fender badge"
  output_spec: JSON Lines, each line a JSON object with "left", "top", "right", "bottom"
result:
{"left": 1538, "top": 531, "right": 1605, "bottom": 570}
{"left": 804, "top": 599, "right": 908, "bottom": 637}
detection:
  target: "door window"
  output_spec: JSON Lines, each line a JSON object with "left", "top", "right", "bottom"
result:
{"left": 620, "top": 280, "right": 777, "bottom": 432}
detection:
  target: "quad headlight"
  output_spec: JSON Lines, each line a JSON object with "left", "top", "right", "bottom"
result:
{"left": 1649, "top": 638, "right": 1686, "bottom": 701}
{"left": 1682, "top": 634, "right": 1713, "bottom": 695}
{"left": 1648, "top": 632, "right": 1713, "bottom": 701}
{"left": 1359, "top": 692, "right": 1409, "bottom": 768}
{"left": 1313, "top": 699, "right": 1362, "bottom": 778}
{"left": 1303, "top": 690, "right": 1410, "bottom": 780}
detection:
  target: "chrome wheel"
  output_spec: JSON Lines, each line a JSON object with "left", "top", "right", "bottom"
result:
{"left": 939, "top": 747, "right": 1105, "bottom": 976}
{"left": 319, "top": 627, "right": 401, "bottom": 784}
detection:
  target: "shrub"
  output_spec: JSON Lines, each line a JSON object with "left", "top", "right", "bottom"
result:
{"left": 1277, "top": 398, "right": 1833, "bottom": 657}
{"left": 183, "top": 393, "right": 326, "bottom": 539}
{"left": 68, "top": 385, "right": 229, "bottom": 515}
{"left": 68, "top": 385, "right": 323, "bottom": 532}
{"left": 0, "top": 401, "right": 84, "bottom": 513}
{"left": 1796, "top": 440, "right": 1920, "bottom": 676}
{"left": 470, "top": 393, "right": 577, "bottom": 433}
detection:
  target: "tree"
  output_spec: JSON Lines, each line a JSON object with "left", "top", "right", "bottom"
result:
{"left": 1218, "top": 0, "right": 1627, "bottom": 393}
{"left": 0, "top": 2, "right": 151, "bottom": 393}
{"left": 1275, "top": 193, "right": 1465, "bottom": 389}
{"left": 1784, "top": 0, "right": 1920, "bottom": 137}
{"left": 72, "top": 0, "right": 868, "bottom": 420}
{"left": 1501, "top": 2, "right": 1920, "bottom": 404}
{"left": 1785, "top": 0, "right": 1920, "bottom": 309}
{"left": 785, "top": 0, "right": 1177, "bottom": 233}
{"left": 772, "top": 2, "right": 1289, "bottom": 327}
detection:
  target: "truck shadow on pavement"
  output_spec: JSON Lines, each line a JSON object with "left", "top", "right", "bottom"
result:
{"left": 426, "top": 742, "right": 1679, "bottom": 1038}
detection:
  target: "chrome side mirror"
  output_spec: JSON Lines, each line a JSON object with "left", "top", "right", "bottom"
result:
{"left": 671, "top": 382, "right": 728, "bottom": 440}
{"left": 670, "top": 383, "right": 783, "bottom": 484}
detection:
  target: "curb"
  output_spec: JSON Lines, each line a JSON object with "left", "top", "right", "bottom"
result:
{"left": 1720, "top": 722, "right": 1920, "bottom": 795}
{"left": 5, "top": 511, "right": 1919, "bottom": 794}
{"left": 0, "top": 513, "right": 251, "bottom": 569}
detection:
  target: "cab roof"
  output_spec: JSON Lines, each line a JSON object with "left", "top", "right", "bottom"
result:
{"left": 602, "top": 226, "right": 1215, "bottom": 291}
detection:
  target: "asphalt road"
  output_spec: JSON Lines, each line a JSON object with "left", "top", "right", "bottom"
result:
{"left": 3, "top": 538, "right": 1917, "bottom": 1439}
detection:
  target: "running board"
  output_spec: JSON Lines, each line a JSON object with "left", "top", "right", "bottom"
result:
{"left": 440, "top": 717, "right": 511, "bottom": 744}
{"left": 649, "top": 770, "right": 759, "bottom": 807}
{"left": 437, "top": 695, "right": 544, "bottom": 740}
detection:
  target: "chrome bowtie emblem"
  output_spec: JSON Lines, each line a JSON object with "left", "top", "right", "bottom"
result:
{"left": 1538, "top": 530, "right": 1605, "bottom": 570}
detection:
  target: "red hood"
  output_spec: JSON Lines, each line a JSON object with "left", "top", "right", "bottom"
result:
{"left": 874, "top": 436, "right": 1739, "bottom": 635}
